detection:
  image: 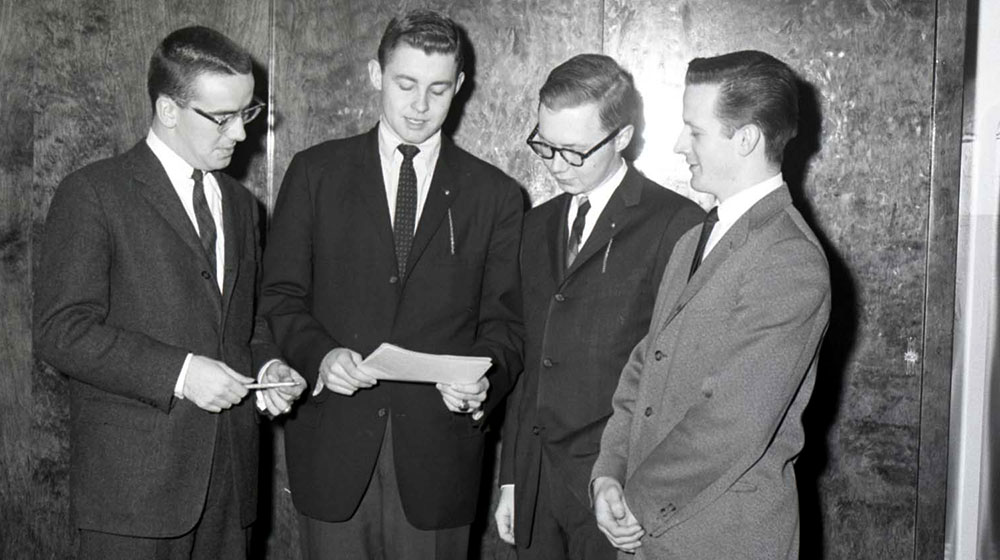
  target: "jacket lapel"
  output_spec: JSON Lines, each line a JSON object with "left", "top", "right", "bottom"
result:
{"left": 128, "top": 142, "right": 209, "bottom": 267}
{"left": 404, "top": 138, "right": 460, "bottom": 277}
{"left": 563, "top": 166, "right": 644, "bottom": 280}
{"left": 356, "top": 127, "right": 397, "bottom": 269}
{"left": 547, "top": 194, "right": 571, "bottom": 284}
{"left": 658, "top": 185, "right": 793, "bottom": 329}
{"left": 217, "top": 172, "right": 241, "bottom": 312}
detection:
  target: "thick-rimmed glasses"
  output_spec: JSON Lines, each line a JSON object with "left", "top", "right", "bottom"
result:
{"left": 190, "top": 97, "right": 265, "bottom": 132}
{"left": 526, "top": 124, "right": 621, "bottom": 167}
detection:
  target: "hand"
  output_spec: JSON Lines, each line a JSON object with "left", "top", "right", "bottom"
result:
{"left": 184, "top": 355, "right": 254, "bottom": 413}
{"left": 436, "top": 375, "right": 489, "bottom": 414}
{"left": 259, "top": 361, "right": 306, "bottom": 416}
{"left": 593, "top": 476, "right": 644, "bottom": 553}
{"left": 314, "top": 348, "right": 376, "bottom": 396}
{"left": 494, "top": 484, "right": 516, "bottom": 545}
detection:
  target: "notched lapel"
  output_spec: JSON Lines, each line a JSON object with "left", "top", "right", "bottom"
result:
{"left": 357, "top": 129, "right": 397, "bottom": 264}
{"left": 563, "top": 167, "right": 643, "bottom": 280}
{"left": 219, "top": 173, "right": 241, "bottom": 310}
{"left": 404, "top": 142, "right": 460, "bottom": 276}
{"left": 127, "top": 143, "right": 213, "bottom": 270}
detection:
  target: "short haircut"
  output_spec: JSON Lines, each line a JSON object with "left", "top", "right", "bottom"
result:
{"left": 685, "top": 50, "right": 799, "bottom": 163}
{"left": 147, "top": 26, "right": 252, "bottom": 111}
{"left": 539, "top": 54, "right": 640, "bottom": 134}
{"left": 377, "top": 9, "right": 465, "bottom": 75}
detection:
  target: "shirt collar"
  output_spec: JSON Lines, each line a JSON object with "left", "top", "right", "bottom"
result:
{"left": 575, "top": 159, "right": 627, "bottom": 210}
{"left": 146, "top": 129, "right": 199, "bottom": 188}
{"left": 716, "top": 172, "right": 784, "bottom": 226}
{"left": 377, "top": 118, "right": 442, "bottom": 164}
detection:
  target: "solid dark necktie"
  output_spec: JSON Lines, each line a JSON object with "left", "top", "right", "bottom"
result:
{"left": 566, "top": 196, "right": 590, "bottom": 269}
{"left": 191, "top": 169, "right": 217, "bottom": 276}
{"left": 688, "top": 206, "right": 719, "bottom": 280}
{"left": 393, "top": 144, "right": 420, "bottom": 274}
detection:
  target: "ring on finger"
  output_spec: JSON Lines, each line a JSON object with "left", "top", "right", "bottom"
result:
{"left": 460, "top": 399, "right": 470, "bottom": 412}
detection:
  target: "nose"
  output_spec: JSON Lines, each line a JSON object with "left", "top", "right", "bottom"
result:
{"left": 226, "top": 117, "right": 248, "bottom": 142}
{"left": 547, "top": 152, "right": 570, "bottom": 173}
{"left": 412, "top": 91, "right": 429, "bottom": 113}
{"left": 673, "top": 128, "right": 689, "bottom": 155}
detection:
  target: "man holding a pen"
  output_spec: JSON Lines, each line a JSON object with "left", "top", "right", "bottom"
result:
{"left": 33, "top": 26, "right": 304, "bottom": 559}
{"left": 260, "top": 9, "right": 523, "bottom": 559}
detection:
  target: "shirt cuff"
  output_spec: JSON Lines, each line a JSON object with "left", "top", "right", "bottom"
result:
{"left": 174, "top": 353, "right": 193, "bottom": 399}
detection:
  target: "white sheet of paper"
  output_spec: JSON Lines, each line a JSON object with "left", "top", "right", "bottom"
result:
{"left": 360, "top": 343, "right": 492, "bottom": 385}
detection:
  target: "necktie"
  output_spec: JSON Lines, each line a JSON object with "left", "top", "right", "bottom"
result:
{"left": 688, "top": 206, "right": 719, "bottom": 280}
{"left": 566, "top": 196, "right": 590, "bottom": 269}
{"left": 191, "top": 169, "right": 217, "bottom": 276}
{"left": 393, "top": 144, "right": 420, "bottom": 274}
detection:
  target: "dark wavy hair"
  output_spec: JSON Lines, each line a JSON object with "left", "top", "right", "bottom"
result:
{"left": 539, "top": 54, "right": 640, "bottom": 134}
{"left": 147, "top": 26, "right": 252, "bottom": 110}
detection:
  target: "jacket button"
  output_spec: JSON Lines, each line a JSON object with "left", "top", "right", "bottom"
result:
{"left": 554, "top": 293, "right": 565, "bottom": 302}
{"left": 389, "top": 275, "right": 398, "bottom": 284}
{"left": 542, "top": 358, "right": 553, "bottom": 368}
{"left": 654, "top": 350, "right": 664, "bottom": 361}
{"left": 531, "top": 425, "right": 541, "bottom": 435}
{"left": 377, "top": 408, "right": 387, "bottom": 417}
{"left": 644, "top": 407, "right": 653, "bottom": 417}
{"left": 201, "top": 270, "right": 212, "bottom": 280}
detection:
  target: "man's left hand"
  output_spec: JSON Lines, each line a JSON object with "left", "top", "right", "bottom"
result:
{"left": 436, "top": 376, "right": 489, "bottom": 415}
{"left": 259, "top": 361, "right": 306, "bottom": 416}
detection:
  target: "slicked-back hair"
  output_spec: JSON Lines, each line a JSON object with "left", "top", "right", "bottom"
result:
{"left": 686, "top": 50, "right": 799, "bottom": 163}
{"left": 539, "top": 54, "right": 640, "bottom": 134}
{"left": 147, "top": 26, "right": 252, "bottom": 111}
{"left": 377, "top": 9, "right": 465, "bottom": 75}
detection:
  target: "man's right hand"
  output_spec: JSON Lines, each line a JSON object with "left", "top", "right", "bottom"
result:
{"left": 593, "top": 476, "right": 644, "bottom": 553}
{"left": 183, "top": 355, "right": 254, "bottom": 413}
{"left": 494, "top": 484, "right": 516, "bottom": 545}
{"left": 314, "top": 347, "right": 377, "bottom": 396}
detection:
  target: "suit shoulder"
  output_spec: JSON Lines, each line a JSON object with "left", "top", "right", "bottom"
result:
{"left": 639, "top": 176, "right": 703, "bottom": 215}
{"left": 448, "top": 143, "right": 520, "bottom": 193}
{"left": 291, "top": 133, "right": 367, "bottom": 170}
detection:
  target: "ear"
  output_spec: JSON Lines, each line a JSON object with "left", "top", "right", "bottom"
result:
{"left": 736, "top": 123, "right": 762, "bottom": 157}
{"left": 154, "top": 95, "right": 179, "bottom": 129}
{"left": 613, "top": 124, "right": 635, "bottom": 153}
{"left": 368, "top": 59, "right": 383, "bottom": 91}
{"left": 454, "top": 71, "right": 466, "bottom": 95}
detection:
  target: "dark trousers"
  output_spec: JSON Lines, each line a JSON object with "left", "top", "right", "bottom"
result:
{"left": 298, "top": 418, "right": 470, "bottom": 560}
{"left": 77, "top": 418, "right": 249, "bottom": 560}
{"left": 516, "top": 451, "right": 616, "bottom": 560}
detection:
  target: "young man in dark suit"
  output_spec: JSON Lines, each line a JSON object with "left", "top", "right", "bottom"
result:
{"left": 34, "top": 26, "right": 304, "bottom": 559}
{"left": 591, "top": 51, "right": 831, "bottom": 560}
{"left": 259, "top": 9, "right": 524, "bottom": 560}
{"left": 494, "top": 54, "right": 704, "bottom": 560}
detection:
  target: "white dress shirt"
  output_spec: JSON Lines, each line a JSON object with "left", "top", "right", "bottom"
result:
{"left": 702, "top": 173, "right": 785, "bottom": 259}
{"left": 565, "top": 160, "right": 628, "bottom": 247}
{"left": 377, "top": 119, "right": 443, "bottom": 229}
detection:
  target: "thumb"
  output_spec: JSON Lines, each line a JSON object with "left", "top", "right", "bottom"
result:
{"left": 609, "top": 491, "right": 627, "bottom": 521}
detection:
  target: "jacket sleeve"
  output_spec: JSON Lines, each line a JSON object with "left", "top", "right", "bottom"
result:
{"left": 259, "top": 154, "right": 341, "bottom": 398}
{"left": 470, "top": 178, "right": 525, "bottom": 425}
{"left": 33, "top": 172, "right": 186, "bottom": 413}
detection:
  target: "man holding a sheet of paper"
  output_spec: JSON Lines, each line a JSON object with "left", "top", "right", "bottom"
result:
{"left": 260, "top": 9, "right": 524, "bottom": 559}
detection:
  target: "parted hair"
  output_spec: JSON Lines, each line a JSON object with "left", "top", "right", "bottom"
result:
{"left": 686, "top": 50, "right": 798, "bottom": 163}
{"left": 147, "top": 26, "right": 252, "bottom": 111}
{"left": 377, "top": 9, "right": 465, "bottom": 75}
{"left": 539, "top": 54, "right": 640, "bottom": 134}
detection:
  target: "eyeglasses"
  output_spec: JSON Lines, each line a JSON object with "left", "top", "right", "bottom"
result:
{"left": 526, "top": 124, "right": 622, "bottom": 167}
{"left": 189, "top": 97, "right": 265, "bottom": 132}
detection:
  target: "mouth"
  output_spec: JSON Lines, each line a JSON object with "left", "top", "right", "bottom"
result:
{"left": 404, "top": 117, "right": 427, "bottom": 127}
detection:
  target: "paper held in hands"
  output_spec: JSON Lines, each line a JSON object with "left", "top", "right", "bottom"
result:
{"left": 360, "top": 343, "right": 492, "bottom": 385}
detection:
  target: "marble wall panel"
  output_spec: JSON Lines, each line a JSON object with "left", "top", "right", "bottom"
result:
{"left": 606, "top": 0, "right": 943, "bottom": 557}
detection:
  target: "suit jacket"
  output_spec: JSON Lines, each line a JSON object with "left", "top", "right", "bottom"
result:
{"left": 499, "top": 167, "right": 704, "bottom": 547}
{"left": 260, "top": 126, "right": 524, "bottom": 530}
{"left": 592, "top": 186, "right": 831, "bottom": 560}
{"left": 33, "top": 141, "right": 275, "bottom": 537}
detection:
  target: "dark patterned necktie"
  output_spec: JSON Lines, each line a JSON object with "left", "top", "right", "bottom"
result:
{"left": 393, "top": 144, "right": 420, "bottom": 274}
{"left": 191, "top": 169, "right": 217, "bottom": 276}
{"left": 566, "top": 196, "right": 590, "bottom": 269}
{"left": 688, "top": 206, "right": 719, "bottom": 280}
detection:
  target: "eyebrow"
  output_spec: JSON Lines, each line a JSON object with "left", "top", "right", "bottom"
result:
{"left": 535, "top": 131, "right": 587, "bottom": 151}
{"left": 392, "top": 74, "right": 454, "bottom": 88}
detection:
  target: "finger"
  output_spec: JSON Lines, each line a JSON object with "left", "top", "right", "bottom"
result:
{"left": 219, "top": 362, "right": 255, "bottom": 384}
{"left": 262, "top": 390, "right": 285, "bottom": 416}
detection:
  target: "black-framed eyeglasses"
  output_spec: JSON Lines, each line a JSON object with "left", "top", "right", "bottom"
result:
{"left": 526, "top": 124, "right": 622, "bottom": 167}
{"left": 190, "top": 97, "right": 265, "bottom": 132}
